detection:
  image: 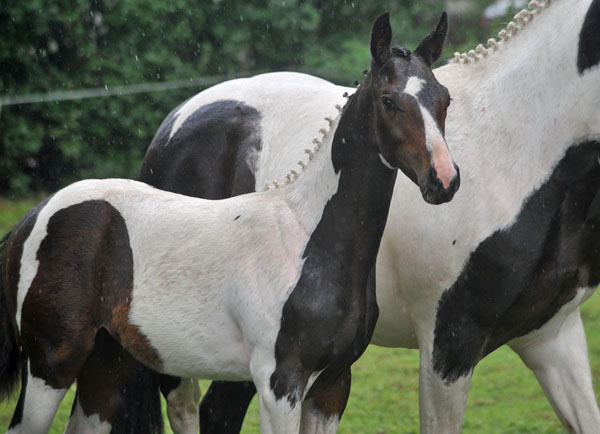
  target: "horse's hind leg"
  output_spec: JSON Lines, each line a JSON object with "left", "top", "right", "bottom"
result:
{"left": 65, "top": 329, "right": 140, "bottom": 434}
{"left": 161, "top": 376, "right": 200, "bottom": 434}
{"left": 300, "top": 368, "right": 351, "bottom": 434}
{"left": 7, "top": 360, "right": 70, "bottom": 433}
{"left": 510, "top": 305, "right": 600, "bottom": 433}
{"left": 14, "top": 298, "right": 96, "bottom": 432}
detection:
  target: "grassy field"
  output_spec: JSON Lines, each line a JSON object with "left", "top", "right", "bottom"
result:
{"left": 0, "top": 198, "right": 598, "bottom": 433}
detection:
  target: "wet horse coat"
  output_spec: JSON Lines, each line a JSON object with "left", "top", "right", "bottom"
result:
{"left": 0, "top": 13, "right": 459, "bottom": 434}
{"left": 135, "top": 1, "right": 600, "bottom": 433}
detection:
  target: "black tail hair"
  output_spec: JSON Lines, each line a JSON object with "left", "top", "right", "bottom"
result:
{"left": 0, "top": 231, "right": 22, "bottom": 401}
{"left": 111, "top": 363, "right": 164, "bottom": 434}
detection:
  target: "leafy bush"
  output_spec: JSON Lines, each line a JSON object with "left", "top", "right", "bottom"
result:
{"left": 0, "top": 0, "right": 503, "bottom": 196}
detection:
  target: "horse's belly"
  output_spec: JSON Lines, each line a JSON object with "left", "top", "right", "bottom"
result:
{"left": 127, "top": 292, "right": 252, "bottom": 379}
{"left": 158, "top": 329, "right": 252, "bottom": 381}
{"left": 370, "top": 275, "right": 419, "bottom": 348}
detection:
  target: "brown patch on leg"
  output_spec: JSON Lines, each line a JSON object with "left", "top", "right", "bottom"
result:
{"left": 306, "top": 368, "right": 351, "bottom": 419}
{"left": 111, "top": 302, "right": 162, "bottom": 370}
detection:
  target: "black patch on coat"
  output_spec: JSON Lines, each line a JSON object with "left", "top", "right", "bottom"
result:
{"left": 433, "top": 140, "right": 600, "bottom": 383}
{"left": 17, "top": 199, "right": 144, "bottom": 388}
{"left": 578, "top": 0, "right": 600, "bottom": 74}
{"left": 140, "top": 100, "right": 262, "bottom": 199}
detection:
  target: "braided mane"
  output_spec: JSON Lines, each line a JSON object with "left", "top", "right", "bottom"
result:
{"left": 261, "top": 103, "right": 344, "bottom": 191}
{"left": 451, "top": 0, "right": 554, "bottom": 64}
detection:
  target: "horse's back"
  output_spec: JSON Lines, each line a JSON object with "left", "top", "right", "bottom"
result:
{"left": 141, "top": 72, "right": 352, "bottom": 198}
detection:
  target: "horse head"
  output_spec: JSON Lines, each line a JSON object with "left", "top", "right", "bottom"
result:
{"left": 364, "top": 12, "right": 459, "bottom": 205}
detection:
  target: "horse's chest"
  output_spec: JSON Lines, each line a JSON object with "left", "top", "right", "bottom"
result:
{"left": 273, "top": 253, "right": 377, "bottom": 373}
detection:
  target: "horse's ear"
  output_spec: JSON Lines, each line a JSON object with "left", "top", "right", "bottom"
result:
{"left": 415, "top": 12, "right": 448, "bottom": 66}
{"left": 371, "top": 12, "right": 392, "bottom": 66}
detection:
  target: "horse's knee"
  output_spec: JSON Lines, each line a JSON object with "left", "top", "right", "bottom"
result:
{"left": 299, "top": 369, "right": 350, "bottom": 433}
{"left": 304, "top": 369, "right": 351, "bottom": 422}
{"left": 256, "top": 383, "right": 303, "bottom": 434}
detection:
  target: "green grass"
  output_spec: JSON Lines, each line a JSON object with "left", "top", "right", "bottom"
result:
{"left": 1, "top": 198, "right": 599, "bottom": 433}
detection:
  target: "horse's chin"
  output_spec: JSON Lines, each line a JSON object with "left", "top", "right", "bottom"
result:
{"left": 422, "top": 190, "right": 455, "bottom": 205}
{"left": 419, "top": 174, "right": 460, "bottom": 205}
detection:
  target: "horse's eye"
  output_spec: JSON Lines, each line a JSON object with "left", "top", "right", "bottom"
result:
{"left": 446, "top": 97, "right": 452, "bottom": 108}
{"left": 382, "top": 96, "right": 395, "bottom": 111}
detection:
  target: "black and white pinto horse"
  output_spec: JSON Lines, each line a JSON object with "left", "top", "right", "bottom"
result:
{"left": 0, "top": 13, "right": 459, "bottom": 434}
{"left": 91, "top": 1, "right": 599, "bottom": 433}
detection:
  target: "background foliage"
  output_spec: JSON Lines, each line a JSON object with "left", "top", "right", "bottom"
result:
{"left": 1, "top": 0, "right": 514, "bottom": 196}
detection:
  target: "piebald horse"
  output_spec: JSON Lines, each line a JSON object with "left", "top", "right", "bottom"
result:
{"left": 0, "top": 13, "right": 459, "bottom": 434}
{"left": 125, "top": 0, "right": 600, "bottom": 433}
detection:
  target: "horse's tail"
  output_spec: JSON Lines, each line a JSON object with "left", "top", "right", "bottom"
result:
{"left": 111, "top": 363, "right": 164, "bottom": 434}
{"left": 0, "top": 231, "right": 22, "bottom": 401}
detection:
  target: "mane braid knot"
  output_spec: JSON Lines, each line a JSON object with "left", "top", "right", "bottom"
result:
{"left": 452, "top": 0, "right": 553, "bottom": 65}
{"left": 260, "top": 104, "right": 341, "bottom": 191}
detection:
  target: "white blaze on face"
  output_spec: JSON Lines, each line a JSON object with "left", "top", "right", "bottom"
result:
{"left": 403, "top": 76, "right": 456, "bottom": 189}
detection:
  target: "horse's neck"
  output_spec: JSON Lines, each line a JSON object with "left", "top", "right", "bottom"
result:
{"left": 285, "top": 92, "right": 398, "bottom": 277}
{"left": 437, "top": 0, "right": 598, "bottom": 196}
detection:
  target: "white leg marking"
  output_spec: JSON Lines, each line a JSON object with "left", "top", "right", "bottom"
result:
{"left": 418, "top": 341, "right": 470, "bottom": 434}
{"left": 250, "top": 351, "right": 304, "bottom": 434}
{"left": 7, "top": 362, "right": 67, "bottom": 434}
{"left": 300, "top": 399, "right": 340, "bottom": 434}
{"left": 256, "top": 384, "right": 302, "bottom": 434}
{"left": 510, "top": 291, "right": 600, "bottom": 433}
{"left": 166, "top": 378, "right": 201, "bottom": 434}
{"left": 64, "top": 401, "right": 112, "bottom": 434}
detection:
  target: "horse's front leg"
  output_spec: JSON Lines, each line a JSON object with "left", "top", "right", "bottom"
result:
{"left": 160, "top": 375, "right": 201, "bottom": 434}
{"left": 510, "top": 305, "right": 600, "bottom": 433}
{"left": 251, "top": 355, "right": 306, "bottom": 434}
{"left": 417, "top": 335, "right": 472, "bottom": 434}
{"left": 300, "top": 368, "right": 351, "bottom": 434}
